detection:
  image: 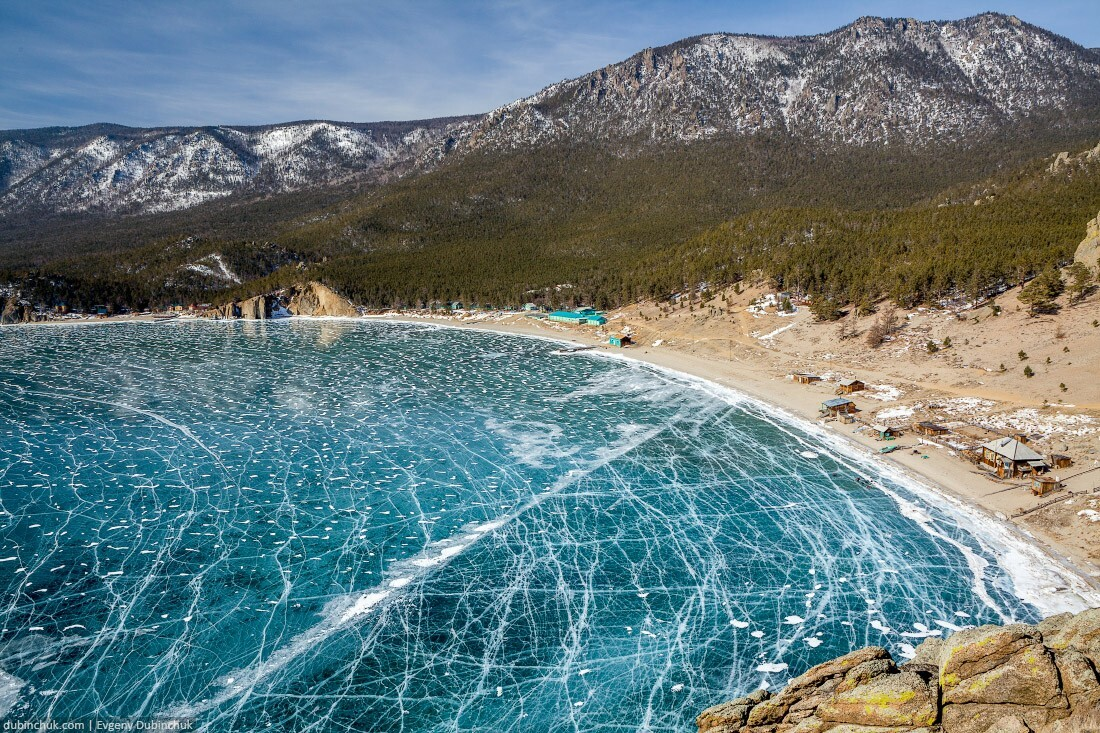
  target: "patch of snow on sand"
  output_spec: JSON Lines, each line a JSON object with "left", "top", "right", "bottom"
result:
{"left": 877, "top": 405, "right": 915, "bottom": 421}
{"left": 864, "top": 384, "right": 903, "bottom": 402}
{"left": 754, "top": 321, "right": 798, "bottom": 341}
{"left": 936, "top": 397, "right": 996, "bottom": 415}
{"left": 977, "top": 409, "right": 1096, "bottom": 439}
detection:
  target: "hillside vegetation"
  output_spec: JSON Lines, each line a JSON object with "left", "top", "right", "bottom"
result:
{"left": 2, "top": 134, "right": 1099, "bottom": 312}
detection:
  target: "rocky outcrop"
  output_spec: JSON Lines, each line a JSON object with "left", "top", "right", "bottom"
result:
{"left": 237, "top": 294, "right": 272, "bottom": 320}
{"left": 209, "top": 284, "right": 355, "bottom": 320}
{"left": 213, "top": 302, "right": 241, "bottom": 320}
{"left": 697, "top": 609, "right": 1100, "bottom": 733}
{"left": 209, "top": 295, "right": 274, "bottom": 320}
{"left": 0, "top": 299, "right": 42, "bottom": 324}
{"left": 1074, "top": 210, "right": 1100, "bottom": 269}
{"left": 285, "top": 281, "right": 357, "bottom": 317}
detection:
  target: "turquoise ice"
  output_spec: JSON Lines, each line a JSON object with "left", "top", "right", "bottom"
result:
{"left": 0, "top": 320, "right": 1061, "bottom": 730}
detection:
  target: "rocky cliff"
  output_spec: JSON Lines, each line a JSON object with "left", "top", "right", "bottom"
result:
{"left": 0, "top": 298, "right": 43, "bottom": 324}
{"left": 285, "top": 281, "right": 358, "bottom": 317}
{"left": 697, "top": 609, "right": 1100, "bottom": 733}
{"left": 1074, "top": 211, "right": 1100, "bottom": 269}
{"left": 209, "top": 282, "right": 356, "bottom": 320}
{"left": 211, "top": 294, "right": 273, "bottom": 320}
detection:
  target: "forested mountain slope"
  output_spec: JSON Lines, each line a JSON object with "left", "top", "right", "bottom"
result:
{"left": 2, "top": 12, "right": 1098, "bottom": 221}
{"left": 1, "top": 13, "right": 1099, "bottom": 312}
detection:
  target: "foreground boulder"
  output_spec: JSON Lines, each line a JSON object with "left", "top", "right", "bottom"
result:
{"left": 697, "top": 609, "right": 1100, "bottom": 733}
{"left": 286, "top": 281, "right": 357, "bottom": 317}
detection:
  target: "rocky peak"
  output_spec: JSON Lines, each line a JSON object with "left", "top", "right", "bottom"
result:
{"left": 3, "top": 14, "right": 1099, "bottom": 219}
{"left": 464, "top": 13, "right": 1100, "bottom": 150}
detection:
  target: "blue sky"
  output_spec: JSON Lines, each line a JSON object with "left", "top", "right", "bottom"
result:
{"left": 1, "top": 0, "right": 1096, "bottom": 130}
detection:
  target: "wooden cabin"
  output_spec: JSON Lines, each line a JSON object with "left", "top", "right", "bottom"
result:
{"left": 608, "top": 333, "right": 633, "bottom": 348}
{"left": 836, "top": 379, "right": 866, "bottom": 395}
{"left": 979, "top": 437, "right": 1048, "bottom": 479}
{"left": 1031, "top": 475, "right": 1062, "bottom": 497}
{"left": 1050, "top": 454, "right": 1073, "bottom": 469}
{"left": 792, "top": 373, "right": 822, "bottom": 385}
{"left": 820, "top": 397, "right": 857, "bottom": 417}
{"left": 913, "top": 422, "right": 950, "bottom": 437}
{"left": 869, "top": 424, "right": 901, "bottom": 440}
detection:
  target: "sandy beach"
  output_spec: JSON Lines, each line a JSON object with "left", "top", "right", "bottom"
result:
{"left": 362, "top": 303, "right": 1100, "bottom": 608}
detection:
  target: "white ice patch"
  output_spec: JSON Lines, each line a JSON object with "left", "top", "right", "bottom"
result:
{"left": 756, "top": 662, "right": 788, "bottom": 673}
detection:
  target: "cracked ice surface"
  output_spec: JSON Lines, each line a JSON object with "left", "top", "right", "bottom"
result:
{"left": 0, "top": 321, "right": 1053, "bottom": 730}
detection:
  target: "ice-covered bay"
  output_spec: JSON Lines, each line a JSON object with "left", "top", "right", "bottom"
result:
{"left": 0, "top": 321, "right": 1066, "bottom": 730}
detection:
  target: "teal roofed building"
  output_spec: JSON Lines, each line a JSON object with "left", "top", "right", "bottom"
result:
{"left": 548, "top": 309, "right": 607, "bottom": 325}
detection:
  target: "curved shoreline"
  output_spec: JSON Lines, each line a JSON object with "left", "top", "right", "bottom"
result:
{"left": 8, "top": 313, "right": 1100, "bottom": 613}
{"left": 360, "top": 314, "right": 1100, "bottom": 614}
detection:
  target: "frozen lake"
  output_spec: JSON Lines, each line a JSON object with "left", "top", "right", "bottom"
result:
{"left": 0, "top": 319, "right": 1059, "bottom": 730}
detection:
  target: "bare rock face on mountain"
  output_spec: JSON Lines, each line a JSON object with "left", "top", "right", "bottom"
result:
{"left": 696, "top": 609, "right": 1100, "bottom": 733}
{"left": 3, "top": 13, "right": 1100, "bottom": 219}
{"left": 1074, "top": 210, "right": 1100, "bottom": 269}
{"left": 286, "top": 282, "right": 357, "bottom": 317}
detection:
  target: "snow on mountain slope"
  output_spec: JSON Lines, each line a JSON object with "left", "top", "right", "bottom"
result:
{"left": 466, "top": 14, "right": 1100, "bottom": 148}
{"left": 0, "top": 119, "right": 472, "bottom": 216}
{"left": 2, "top": 13, "right": 1098, "bottom": 218}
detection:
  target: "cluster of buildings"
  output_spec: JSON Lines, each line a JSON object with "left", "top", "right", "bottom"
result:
{"left": 797, "top": 371, "right": 1072, "bottom": 496}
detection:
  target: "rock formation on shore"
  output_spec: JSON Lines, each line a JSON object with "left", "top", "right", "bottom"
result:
{"left": 212, "top": 294, "right": 272, "bottom": 320}
{"left": 209, "top": 282, "right": 356, "bottom": 321}
{"left": 285, "top": 281, "right": 358, "bottom": 317}
{"left": 697, "top": 609, "right": 1100, "bottom": 733}
{"left": 0, "top": 298, "right": 43, "bottom": 324}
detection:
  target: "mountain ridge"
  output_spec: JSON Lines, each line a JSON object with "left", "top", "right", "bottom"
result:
{"left": 3, "top": 12, "right": 1099, "bottom": 220}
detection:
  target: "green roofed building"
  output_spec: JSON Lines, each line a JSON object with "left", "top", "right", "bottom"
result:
{"left": 548, "top": 309, "right": 607, "bottom": 326}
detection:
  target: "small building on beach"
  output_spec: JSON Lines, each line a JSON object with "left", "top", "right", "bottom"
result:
{"left": 792, "top": 373, "right": 822, "bottom": 385}
{"left": 1031, "top": 475, "right": 1062, "bottom": 496}
{"left": 1050, "top": 454, "right": 1073, "bottom": 469}
{"left": 913, "top": 422, "right": 950, "bottom": 437}
{"left": 608, "top": 333, "right": 632, "bottom": 347}
{"left": 869, "top": 424, "right": 900, "bottom": 439}
{"left": 820, "top": 397, "right": 857, "bottom": 417}
{"left": 978, "top": 437, "right": 1048, "bottom": 479}
{"left": 836, "top": 379, "right": 866, "bottom": 395}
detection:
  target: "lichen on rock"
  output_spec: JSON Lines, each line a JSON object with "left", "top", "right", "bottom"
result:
{"left": 696, "top": 609, "right": 1100, "bottom": 733}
